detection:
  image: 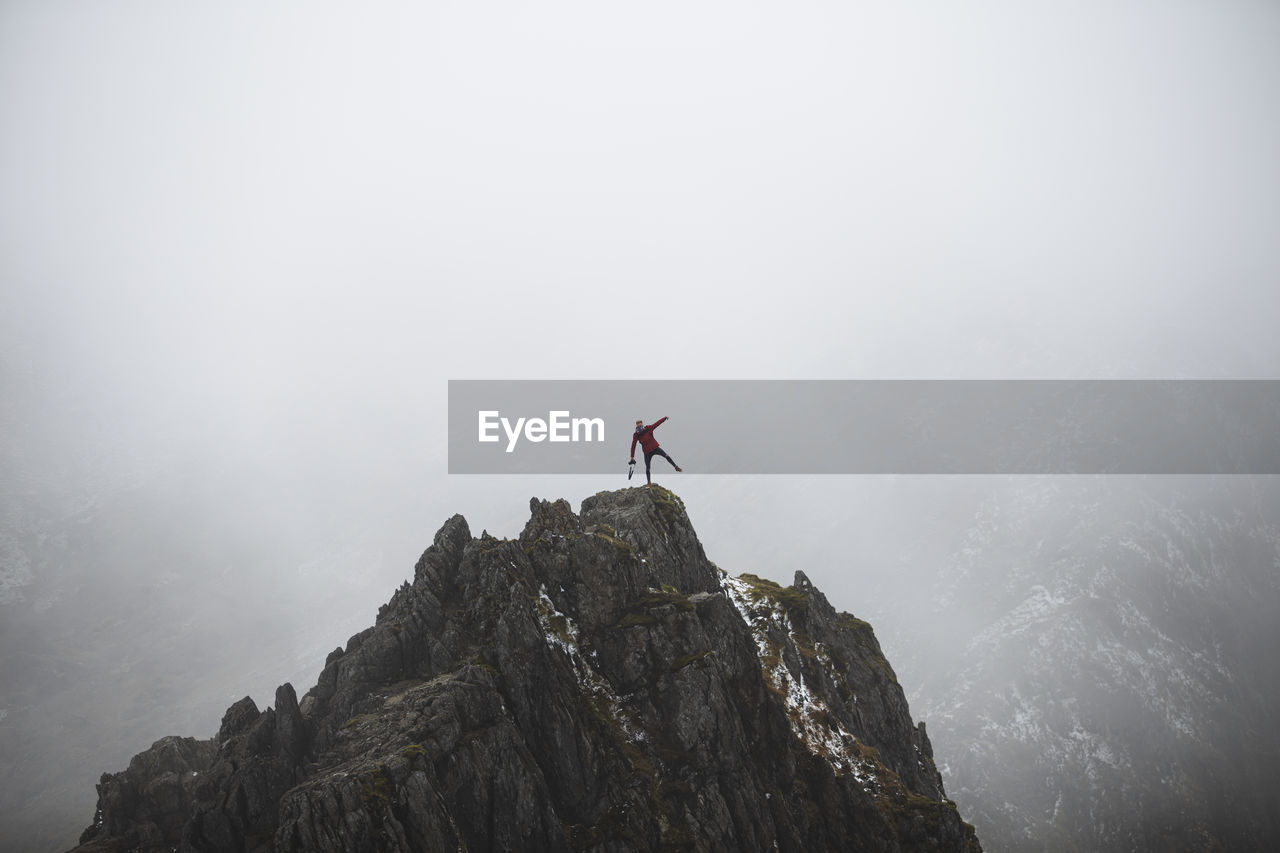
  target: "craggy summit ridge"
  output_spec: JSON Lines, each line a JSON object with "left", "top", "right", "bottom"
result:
{"left": 73, "top": 488, "right": 981, "bottom": 852}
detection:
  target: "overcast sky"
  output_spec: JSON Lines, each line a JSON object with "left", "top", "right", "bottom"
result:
{"left": 5, "top": 0, "right": 1277, "bottom": 523}
{"left": 6, "top": 1, "right": 1278, "bottom": 392}
{"left": 2, "top": 3, "right": 1279, "bottom": 846}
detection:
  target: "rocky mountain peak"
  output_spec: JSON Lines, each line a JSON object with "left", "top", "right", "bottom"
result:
{"left": 71, "top": 487, "right": 980, "bottom": 852}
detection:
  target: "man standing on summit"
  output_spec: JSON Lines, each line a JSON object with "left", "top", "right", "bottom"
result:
{"left": 630, "top": 416, "right": 681, "bottom": 487}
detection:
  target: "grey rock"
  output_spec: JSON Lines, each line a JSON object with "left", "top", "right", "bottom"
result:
{"left": 70, "top": 486, "right": 981, "bottom": 852}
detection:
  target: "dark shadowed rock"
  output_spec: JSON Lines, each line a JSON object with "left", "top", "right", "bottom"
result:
{"left": 216, "top": 697, "right": 260, "bottom": 745}
{"left": 74, "top": 736, "right": 216, "bottom": 851}
{"left": 69, "top": 486, "right": 981, "bottom": 852}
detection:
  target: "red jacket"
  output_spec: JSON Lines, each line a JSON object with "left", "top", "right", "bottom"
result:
{"left": 630, "top": 417, "right": 667, "bottom": 457}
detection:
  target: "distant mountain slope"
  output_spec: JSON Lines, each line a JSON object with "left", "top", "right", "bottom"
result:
{"left": 904, "top": 477, "right": 1280, "bottom": 852}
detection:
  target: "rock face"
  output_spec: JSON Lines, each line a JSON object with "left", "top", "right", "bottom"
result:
{"left": 71, "top": 488, "right": 981, "bottom": 852}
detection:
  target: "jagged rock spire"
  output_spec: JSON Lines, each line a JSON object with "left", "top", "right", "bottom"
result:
{"left": 72, "top": 487, "right": 980, "bottom": 852}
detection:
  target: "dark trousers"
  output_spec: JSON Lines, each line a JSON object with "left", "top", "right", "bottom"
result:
{"left": 644, "top": 448, "right": 676, "bottom": 483}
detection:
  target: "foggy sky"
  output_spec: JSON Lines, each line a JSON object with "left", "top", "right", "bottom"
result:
{"left": 3, "top": 2, "right": 1279, "bottom": 850}
{"left": 5, "top": 0, "right": 1278, "bottom": 539}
